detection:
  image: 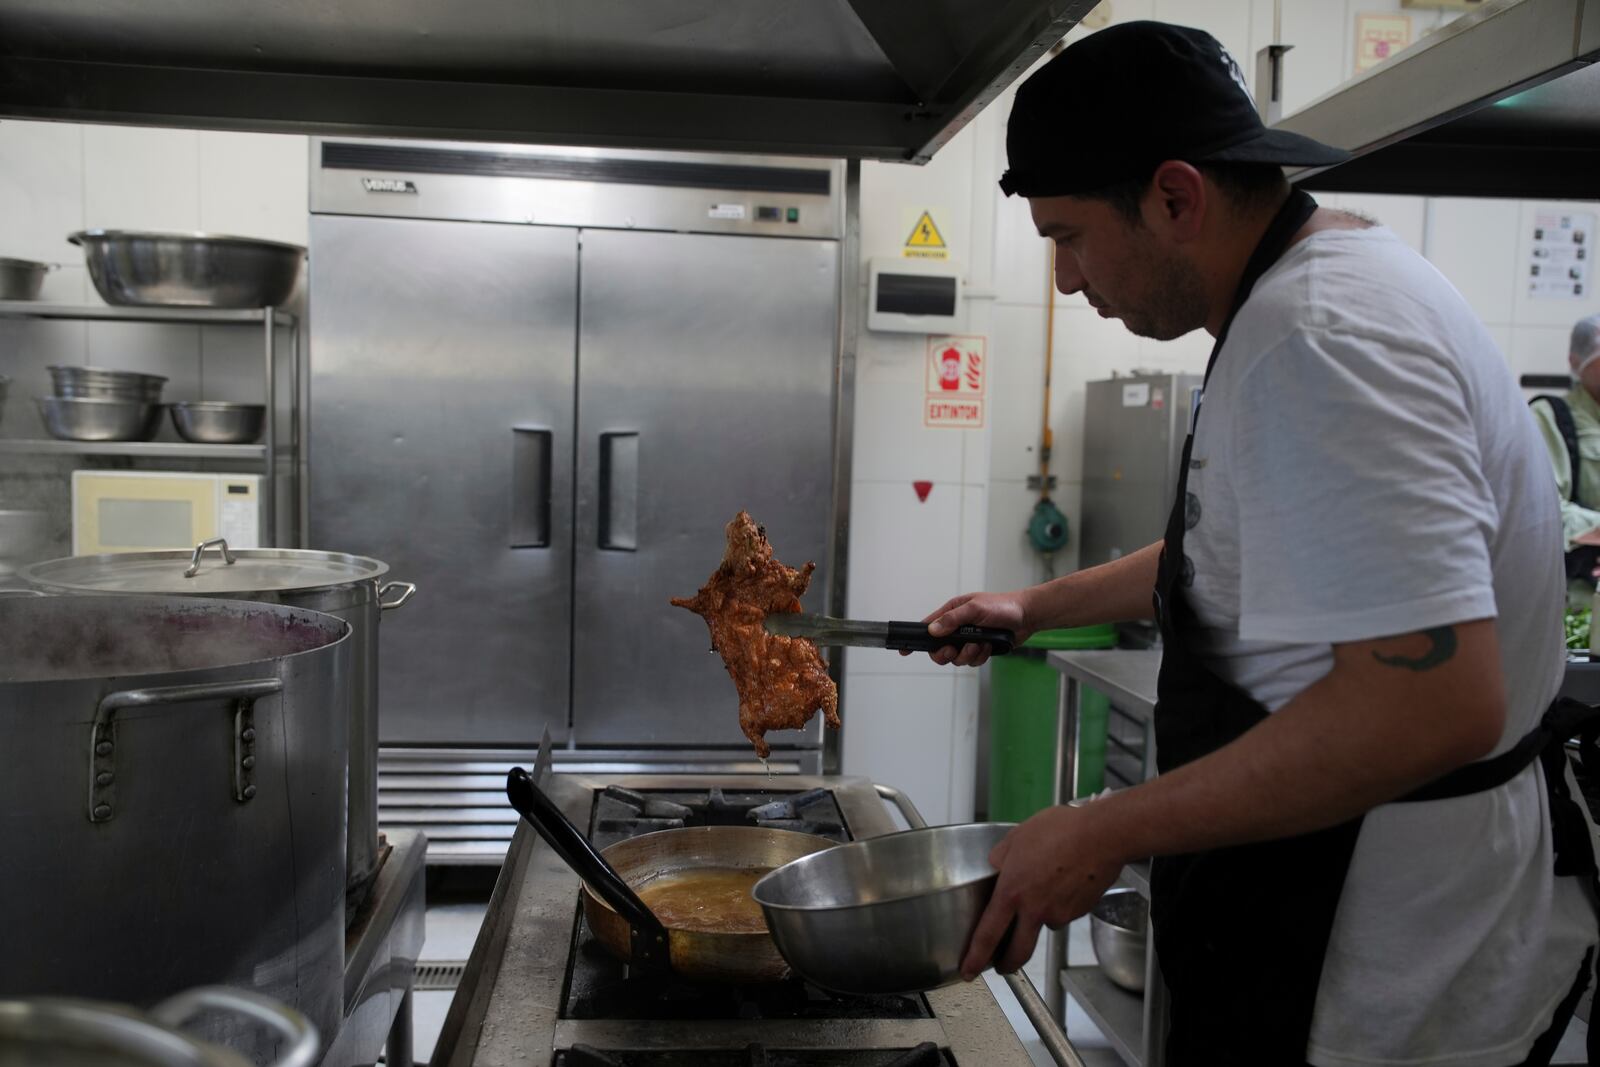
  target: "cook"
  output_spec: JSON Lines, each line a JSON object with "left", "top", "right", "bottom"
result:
{"left": 920, "top": 22, "right": 1600, "bottom": 1067}
{"left": 1531, "top": 313, "right": 1600, "bottom": 606}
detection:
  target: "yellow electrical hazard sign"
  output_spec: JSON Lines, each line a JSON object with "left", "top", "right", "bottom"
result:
{"left": 903, "top": 210, "right": 949, "bottom": 259}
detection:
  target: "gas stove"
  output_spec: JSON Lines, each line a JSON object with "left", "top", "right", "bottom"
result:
{"left": 431, "top": 775, "right": 1034, "bottom": 1067}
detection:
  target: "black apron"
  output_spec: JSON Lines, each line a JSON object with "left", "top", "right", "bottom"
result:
{"left": 1148, "top": 188, "right": 1600, "bottom": 1065}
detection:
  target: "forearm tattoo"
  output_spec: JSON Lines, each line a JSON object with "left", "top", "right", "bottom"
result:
{"left": 1371, "top": 626, "right": 1458, "bottom": 672}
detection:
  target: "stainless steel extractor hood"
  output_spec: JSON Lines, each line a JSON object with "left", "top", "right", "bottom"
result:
{"left": 1278, "top": 0, "right": 1600, "bottom": 198}
{"left": 0, "top": 0, "right": 1093, "bottom": 162}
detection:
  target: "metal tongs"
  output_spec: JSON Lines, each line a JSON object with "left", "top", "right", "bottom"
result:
{"left": 763, "top": 613, "right": 1014, "bottom": 656}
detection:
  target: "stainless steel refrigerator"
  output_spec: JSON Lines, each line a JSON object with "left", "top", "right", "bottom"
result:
{"left": 308, "top": 142, "right": 846, "bottom": 855}
{"left": 1079, "top": 373, "right": 1202, "bottom": 570}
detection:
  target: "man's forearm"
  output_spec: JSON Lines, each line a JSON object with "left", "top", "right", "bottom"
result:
{"left": 1025, "top": 541, "right": 1162, "bottom": 630}
{"left": 1087, "top": 621, "right": 1504, "bottom": 865}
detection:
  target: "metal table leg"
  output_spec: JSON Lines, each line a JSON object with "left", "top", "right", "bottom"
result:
{"left": 1045, "top": 676, "right": 1082, "bottom": 1022}
{"left": 385, "top": 987, "right": 413, "bottom": 1067}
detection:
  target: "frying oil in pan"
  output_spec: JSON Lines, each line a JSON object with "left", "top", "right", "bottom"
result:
{"left": 636, "top": 867, "right": 771, "bottom": 933}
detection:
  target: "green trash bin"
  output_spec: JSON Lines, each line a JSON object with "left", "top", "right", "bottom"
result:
{"left": 989, "top": 624, "right": 1117, "bottom": 823}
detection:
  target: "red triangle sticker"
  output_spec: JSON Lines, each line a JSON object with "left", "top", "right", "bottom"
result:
{"left": 913, "top": 481, "right": 933, "bottom": 502}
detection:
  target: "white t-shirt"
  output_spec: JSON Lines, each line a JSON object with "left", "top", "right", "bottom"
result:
{"left": 1183, "top": 225, "right": 1597, "bottom": 1067}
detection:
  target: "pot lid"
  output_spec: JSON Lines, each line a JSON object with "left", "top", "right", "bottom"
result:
{"left": 21, "top": 541, "right": 389, "bottom": 595}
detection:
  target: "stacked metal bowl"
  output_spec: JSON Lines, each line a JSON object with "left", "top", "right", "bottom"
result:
{"left": 37, "top": 366, "right": 167, "bottom": 441}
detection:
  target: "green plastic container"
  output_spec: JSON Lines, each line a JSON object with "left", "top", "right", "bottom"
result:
{"left": 989, "top": 624, "right": 1116, "bottom": 823}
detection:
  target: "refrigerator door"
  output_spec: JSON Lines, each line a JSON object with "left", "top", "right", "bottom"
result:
{"left": 1080, "top": 374, "right": 1189, "bottom": 571}
{"left": 310, "top": 215, "right": 578, "bottom": 744}
{"left": 573, "top": 229, "right": 838, "bottom": 747}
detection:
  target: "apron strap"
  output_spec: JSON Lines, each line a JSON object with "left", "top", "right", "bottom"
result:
{"left": 1396, "top": 697, "right": 1600, "bottom": 805}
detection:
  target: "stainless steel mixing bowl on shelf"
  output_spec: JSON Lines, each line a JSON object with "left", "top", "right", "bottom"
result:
{"left": 35, "top": 396, "right": 163, "bottom": 442}
{"left": 1089, "top": 886, "right": 1148, "bottom": 993}
{"left": 170, "top": 402, "right": 266, "bottom": 444}
{"left": 0, "top": 257, "right": 52, "bottom": 300}
{"left": 69, "top": 230, "right": 305, "bottom": 308}
{"left": 48, "top": 365, "right": 167, "bottom": 402}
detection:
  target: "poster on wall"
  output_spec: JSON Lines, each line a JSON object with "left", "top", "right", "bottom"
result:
{"left": 925, "top": 335, "right": 985, "bottom": 428}
{"left": 1354, "top": 13, "right": 1412, "bottom": 74}
{"left": 1529, "top": 211, "right": 1594, "bottom": 299}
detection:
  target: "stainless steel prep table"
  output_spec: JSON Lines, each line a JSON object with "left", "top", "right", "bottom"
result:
{"left": 1047, "top": 649, "right": 1167, "bottom": 1067}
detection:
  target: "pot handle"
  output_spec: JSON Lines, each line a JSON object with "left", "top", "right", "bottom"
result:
{"left": 150, "top": 986, "right": 318, "bottom": 1067}
{"left": 184, "top": 537, "right": 237, "bottom": 578}
{"left": 873, "top": 782, "right": 928, "bottom": 829}
{"left": 505, "top": 766, "right": 671, "bottom": 971}
{"left": 89, "top": 678, "right": 283, "bottom": 823}
{"left": 378, "top": 580, "right": 417, "bottom": 611}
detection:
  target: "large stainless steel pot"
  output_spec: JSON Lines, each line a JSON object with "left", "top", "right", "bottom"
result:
{"left": 0, "top": 986, "right": 318, "bottom": 1067}
{"left": 68, "top": 231, "right": 304, "bottom": 308}
{"left": 21, "top": 539, "right": 414, "bottom": 902}
{"left": 0, "top": 595, "right": 350, "bottom": 1066}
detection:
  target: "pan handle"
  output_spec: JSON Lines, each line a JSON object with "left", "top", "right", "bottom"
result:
{"left": 505, "top": 766, "right": 671, "bottom": 971}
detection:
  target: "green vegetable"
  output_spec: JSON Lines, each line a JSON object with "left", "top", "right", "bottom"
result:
{"left": 1566, "top": 607, "right": 1591, "bottom": 651}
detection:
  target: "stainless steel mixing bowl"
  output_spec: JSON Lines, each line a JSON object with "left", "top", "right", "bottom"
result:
{"left": 69, "top": 231, "right": 305, "bottom": 308}
{"left": 170, "top": 402, "right": 265, "bottom": 444}
{"left": 752, "top": 821, "right": 1015, "bottom": 994}
{"left": 0, "top": 257, "right": 51, "bottom": 300}
{"left": 35, "top": 396, "right": 163, "bottom": 441}
{"left": 48, "top": 365, "right": 167, "bottom": 402}
{"left": 1089, "top": 887, "right": 1148, "bottom": 993}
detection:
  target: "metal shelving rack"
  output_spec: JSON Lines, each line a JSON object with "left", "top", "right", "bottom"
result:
{"left": 0, "top": 302, "right": 299, "bottom": 546}
{"left": 1046, "top": 648, "right": 1167, "bottom": 1067}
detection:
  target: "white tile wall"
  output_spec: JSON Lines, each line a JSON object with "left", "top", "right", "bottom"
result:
{"left": 0, "top": 121, "right": 86, "bottom": 264}
{"left": 197, "top": 132, "right": 310, "bottom": 245}
{"left": 1510, "top": 325, "right": 1575, "bottom": 382}
{"left": 846, "top": 479, "right": 965, "bottom": 621}
{"left": 1424, "top": 198, "right": 1520, "bottom": 325}
{"left": 84, "top": 125, "right": 202, "bottom": 236}
{"left": 840, "top": 672, "right": 959, "bottom": 825}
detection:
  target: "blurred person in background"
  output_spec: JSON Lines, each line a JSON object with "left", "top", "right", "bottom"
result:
{"left": 1531, "top": 312, "right": 1600, "bottom": 607}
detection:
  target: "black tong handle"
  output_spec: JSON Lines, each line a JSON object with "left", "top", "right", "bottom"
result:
{"left": 884, "top": 622, "right": 1015, "bottom": 656}
{"left": 505, "top": 766, "right": 670, "bottom": 970}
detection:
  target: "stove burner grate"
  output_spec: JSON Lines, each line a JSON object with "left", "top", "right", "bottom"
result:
{"left": 588, "top": 786, "right": 848, "bottom": 851}
{"left": 559, "top": 1041, "right": 951, "bottom": 1066}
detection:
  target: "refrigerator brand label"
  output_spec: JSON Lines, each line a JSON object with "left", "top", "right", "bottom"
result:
{"left": 362, "top": 178, "right": 419, "bottom": 194}
{"left": 1122, "top": 383, "right": 1150, "bottom": 407}
{"left": 708, "top": 203, "right": 747, "bottom": 220}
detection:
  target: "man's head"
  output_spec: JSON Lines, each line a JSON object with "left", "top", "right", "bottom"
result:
{"left": 1571, "top": 314, "right": 1600, "bottom": 393}
{"left": 1000, "top": 22, "right": 1349, "bottom": 337}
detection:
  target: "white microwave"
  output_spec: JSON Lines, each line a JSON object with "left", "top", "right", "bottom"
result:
{"left": 71, "top": 471, "right": 265, "bottom": 555}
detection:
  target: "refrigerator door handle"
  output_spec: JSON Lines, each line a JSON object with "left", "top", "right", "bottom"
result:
{"left": 598, "top": 431, "right": 639, "bottom": 552}
{"left": 511, "top": 427, "right": 552, "bottom": 548}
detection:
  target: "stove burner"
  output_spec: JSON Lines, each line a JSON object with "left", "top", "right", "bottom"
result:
{"left": 559, "top": 1042, "right": 950, "bottom": 1066}
{"left": 747, "top": 788, "right": 832, "bottom": 821}
{"left": 601, "top": 786, "right": 694, "bottom": 820}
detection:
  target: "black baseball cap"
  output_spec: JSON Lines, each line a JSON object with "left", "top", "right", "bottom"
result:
{"left": 999, "top": 21, "right": 1350, "bottom": 197}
